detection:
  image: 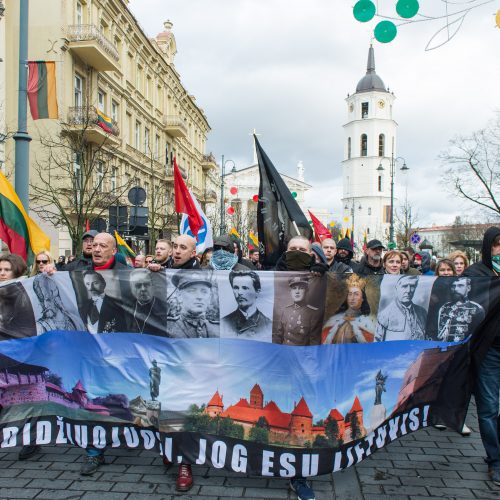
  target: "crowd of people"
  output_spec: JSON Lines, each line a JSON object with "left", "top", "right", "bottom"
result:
{"left": 0, "top": 226, "right": 498, "bottom": 497}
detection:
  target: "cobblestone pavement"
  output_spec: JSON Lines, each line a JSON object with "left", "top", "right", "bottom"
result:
{"left": 0, "top": 402, "right": 497, "bottom": 500}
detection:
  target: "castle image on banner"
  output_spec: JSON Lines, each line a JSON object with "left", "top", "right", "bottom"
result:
{"left": 205, "top": 383, "right": 366, "bottom": 446}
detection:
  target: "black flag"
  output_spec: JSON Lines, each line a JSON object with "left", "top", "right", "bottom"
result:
{"left": 255, "top": 135, "right": 312, "bottom": 267}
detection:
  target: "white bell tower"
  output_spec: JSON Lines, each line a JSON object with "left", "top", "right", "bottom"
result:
{"left": 342, "top": 45, "right": 397, "bottom": 245}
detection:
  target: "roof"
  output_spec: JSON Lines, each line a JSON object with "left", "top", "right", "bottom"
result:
{"left": 328, "top": 409, "right": 344, "bottom": 421}
{"left": 72, "top": 380, "right": 87, "bottom": 393}
{"left": 356, "top": 45, "right": 387, "bottom": 94}
{"left": 221, "top": 405, "right": 291, "bottom": 429}
{"left": 207, "top": 390, "right": 224, "bottom": 407}
{"left": 250, "top": 384, "right": 263, "bottom": 395}
{"left": 264, "top": 401, "right": 281, "bottom": 412}
{"left": 350, "top": 396, "right": 363, "bottom": 413}
{"left": 291, "top": 397, "right": 313, "bottom": 418}
{"left": 234, "top": 398, "right": 250, "bottom": 408}
{"left": 0, "top": 353, "right": 48, "bottom": 375}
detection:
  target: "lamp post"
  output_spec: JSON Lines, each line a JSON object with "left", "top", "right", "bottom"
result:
{"left": 344, "top": 198, "right": 362, "bottom": 247}
{"left": 220, "top": 156, "right": 235, "bottom": 235}
{"left": 377, "top": 155, "right": 409, "bottom": 247}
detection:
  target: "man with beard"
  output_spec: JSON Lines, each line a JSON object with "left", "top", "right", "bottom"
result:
{"left": 354, "top": 239, "right": 385, "bottom": 275}
{"left": 220, "top": 270, "right": 272, "bottom": 341}
{"left": 375, "top": 275, "right": 427, "bottom": 341}
{"left": 321, "top": 238, "right": 352, "bottom": 273}
{"left": 437, "top": 276, "right": 485, "bottom": 342}
{"left": 127, "top": 269, "right": 168, "bottom": 336}
{"left": 273, "top": 276, "right": 322, "bottom": 345}
{"left": 334, "top": 237, "right": 356, "bottom": 269}
{"left": 147, "top": 239, "right": 172, "bottom": 270}
{"left": 167, "top": 271, "right": 219, "bottom": 338}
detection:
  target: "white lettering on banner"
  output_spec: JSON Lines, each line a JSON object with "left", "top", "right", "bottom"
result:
{"left": 140, "top": 430, "right": 156, "bottom": 450}
{"left": 388, "top": 416, "right": 400, "bottom": 440}
{"left": 111, "top": 426, "right": 120, "bottom": 447}
{"left": 333, "top": 451, "right": 342, "bottom": 472}
{"left": 196, "top": 438, "right": 207, "bottom": 465}
{"left": 73, "top": 424, "right": 88, "bottom": 448}
{"left": 409, "top": 407, "right": 420, "bottom": 431}
{"left": 56, "top": 418, "right": 67, "bottom": 444}
{"left": 302, "top": 454, "right": 319, "bottom": 477}
{"left": 211, "top": 440, "right": 227, "bottom": 469}
{"left": 375, "top": 424, "right": 387, "bottom": 448}
{"left": 354, "top": 443, "right": 365, "bottom": 463}
{"left": 162, "top": 437, "right": 172, "bottom": 462}
{"left": 261, "top": 450, "right": 274, "bottom": 476}
{"left": 345, "top": 446, "right": 355, "bottom": 468}
{"left": 279, "top": 453, "right": 296, "bottom": 477}
{"left": 400, "top": 413, "right": 409, "bottom": 435}
{"left": 231, "top": 444, "right": 247, "bottom": 473}
{"left": 22, "top": 422, "right": 31, "bottom": 446}
{"left": 124, "top": 427, "right": 139, "bottom": 447}
{"left": 1, "top": 427, "right": 18, "bottom": 448}
{"left": 65, "top": 423, "right": 74, "bottom": 445}
{"left": 36, "top": 421, "right": 52, "bottom": 445}
{"left": 93, "top": 426, "right": 107, "bottom": 449}
{"left": 364, "top": 431, "right": 376, "bottom": 456}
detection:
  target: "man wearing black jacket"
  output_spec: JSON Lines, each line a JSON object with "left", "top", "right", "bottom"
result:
{"left": 463, "top": 227, "right": 500, "bottom": 487}
{"left": 353, "top": 239, "right": 385, "bottom": 276}
{"left": 64, "top": 230, "right": 98, "bottom": 271}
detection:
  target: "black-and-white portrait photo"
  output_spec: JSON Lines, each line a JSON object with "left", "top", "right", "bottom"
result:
{"left": 0, "top": 281, "right": 37, "bottom": 340}
{"left": 376, "top": 275, "right": 434, "bottom": 342}
{"left": 322, "top": 274, "right": 377, "bottom": 344}
{"left": 25, "top": 273, "right": 85, "bottom": 334}
{"left": 436, "top": 276, "right": 485, "bottom": 342}
{"left": 272, "top": 272, "right": 325, "bottom": 345}
{"left": 219, "top": 270, "right": 273, "bottom": 342}
{"left": 166, "top": 270, "right": 219, "bottom": 338}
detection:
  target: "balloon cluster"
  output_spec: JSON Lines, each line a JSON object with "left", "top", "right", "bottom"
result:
{"left": 353, "top": 0, "right": 419, "bottom": 43}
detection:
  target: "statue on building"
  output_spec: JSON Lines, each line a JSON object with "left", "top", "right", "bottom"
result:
{"left": 149, "top": 360, "right": 161, "bottom": 401}
{"left": 374, "top": 370, "right": 387, "bottom": 405}
{"left": 297, "top": 161, "right": 305, "bottom": 182}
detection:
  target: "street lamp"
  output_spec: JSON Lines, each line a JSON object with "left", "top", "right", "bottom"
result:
{"left": 220, "top": 155, "right": 235, "bottom": 235}
{"left": 377, "top": 155, "right": 409, "bottom": 246}
{"left": 344, "top": 198, "right": 362, "bottom": 246}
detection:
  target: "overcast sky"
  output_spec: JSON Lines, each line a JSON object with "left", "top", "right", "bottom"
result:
{"left": 129, "top": 0, "right": 499, "bottom": 226}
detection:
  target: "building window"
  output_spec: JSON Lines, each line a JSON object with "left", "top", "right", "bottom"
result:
{"left": 74, "top": 75, "right": 83, "bottom": 107}
{"left": 378, "top": 175, "right": 382, "bottom": 192}
{"left": 111, "top": 101, "right": 118, "bottom": 122}
{"left": 96, "top": 161, "right": 104, "bottom": 192}
{"left": 155, "top": 134, "right": 160, "bottom": 160}
{"left": 144, "top": 127, "right": 150, "bottom": 154}
{"left": 76, "top": 1, "right": 83, "bottom": 25}
{"left": 368, "top": 207, "right": 372, "bottom": 216}
{"left": 73, "top": 154, "right": 82, "bottom": 191}
{"left": 347, "top": 137, "right": 351, "bottom": 159}
{"left": 97, "top": 90, "right": 105, "bottom": 112}
{"left": 360, "top": 134, "right": 367, "bottom": 157}
{"left": 378, "top": 134, "right": 385, "bottom": 157}
{"left": 362, "top": 102, "right": 369, "bottom": 119}
{"left": 135, "top": 121, "right": 141, "bottom": 150}
{"left": 111, "top": 167, "right": 117, "bottom": 192}
{"left": 383, "top": 205, "right": 391, "bottom": 223}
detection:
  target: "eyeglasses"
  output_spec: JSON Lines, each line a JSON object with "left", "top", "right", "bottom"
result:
{"left": 36, "top": 259, "right": 49, "bottom": 264}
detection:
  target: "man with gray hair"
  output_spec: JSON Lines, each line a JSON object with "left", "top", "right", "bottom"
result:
{"left": 376, "top": 275, "right": 427, "bottom": 341}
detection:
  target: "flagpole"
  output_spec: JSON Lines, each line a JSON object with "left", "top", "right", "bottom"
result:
{"left": 13, "top": 0, "right": 31, "bottom": 210}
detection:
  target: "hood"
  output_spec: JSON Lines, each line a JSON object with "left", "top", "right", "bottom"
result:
{"left": 481, "top": 226, "right": 500, "bottom": 270}
{"left": 311, "top": 243, "right": 328, "bottom": 264}
{"left": 420, "top": 251, "right": 432, "bottom": 274}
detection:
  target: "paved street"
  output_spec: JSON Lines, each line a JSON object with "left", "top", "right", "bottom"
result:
{"left": 0, "top": 402, "right": 497, "bottom": 500}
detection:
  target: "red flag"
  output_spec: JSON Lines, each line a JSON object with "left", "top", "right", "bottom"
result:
{"left": 308, "top": 210, "right": 332, "bottom": 243}
{"left": 173, "top": 157, "right": 203, "bottom": 238}
{"left": 85, "top": 219, "right": 90, "bottom": 232}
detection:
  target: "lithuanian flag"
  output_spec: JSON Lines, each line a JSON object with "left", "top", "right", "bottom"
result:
{"left": 0, "top": 171, "right": 50, "bottom": 264}
{"left": 229, "top": 227, "right": 240, "bottom": 239}
{"left": 248, "top": 231, "right": 259, "bottom": 250}
{"left": 96, "top": 109, "right": 113, "bottom": 133}
{"left": 27, "top": 61, "right": 58, "bottom": 120}
{"left": 114, "top": 231, "right": 136, "bottom": 265}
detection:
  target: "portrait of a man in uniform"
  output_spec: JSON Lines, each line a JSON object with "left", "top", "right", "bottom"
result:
{"left": 167, "top": 270, "right": 219, "bottom": 338}
{"left": 220, "top": 270, "right": 272, "bottom": 341}
{"left": 437, "top": 277, "right": 485, "bottom": 342}
{"left": 322, "top": 274, "right": 376, "bottom": 344}
{"left": 376, "top": 275, "right": 428, "bottom": 341}
{"left": 273, "top": 275, "right": 323, "bottom": 345}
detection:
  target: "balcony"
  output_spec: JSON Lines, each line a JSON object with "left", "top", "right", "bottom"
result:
{"left": 67, "top": 24, "right": 120, "bottom": 72}
{"left": 201, "top": 153, "right": 217, "bottom": 171}
{"left": 165, "top": 164, "right": 187, "bottom": 180}
{"left": 66, "top": 106, "right": 120, "bottom": 146}
{"left": 163, "top": 115, "right": 187, "bottom": 138}
{"left": 205, "top": 189, "right": 217, "bottom": 202}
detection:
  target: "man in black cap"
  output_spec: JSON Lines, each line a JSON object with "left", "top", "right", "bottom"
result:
{"left": 208, "top": 235, "right": 250, "bottom": 271}
{"left": 273, "top": 275, "right": 322, "bottom": 345}
{"left": 354, "top": 239, "right": 386, "bottom": 276}
{"left": 334, "top": 237, "right": 356, "bottom": 269}
{"left": 65, "top": 230, "right": 98, "bottom": 270}
{"left": 167, "top": 270, "right": 219, "bottom": 339}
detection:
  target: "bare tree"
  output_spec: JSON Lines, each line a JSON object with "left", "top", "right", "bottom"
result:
{"left": 30, "top": 107, "right": 134, "bottom": 253}
{"left": 395, "top": 198, "right": 420, "bottom": 248}
{"left": 441, "top": 113, "right": 500, "bottom": 216}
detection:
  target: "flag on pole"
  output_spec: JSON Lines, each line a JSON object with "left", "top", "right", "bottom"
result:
{"left": 229, "top": 227, "right": 240, "bottom": 239}
{"left": 27, "top": 61, "right": 58, "bottom": 120}
{"left": 0, "top": 171, "right": 51, "bottom": 264}
{"left": 173, "top": 157, "right": 203, "bottom": 239}
{"left": 363, "top": 230, "right": 368, "bottom": 252}
{"left": 179, "top": 192, "right": 213, "bottom": 254}
{"left": 308, "top": 210, "right": 332, "bottom": 242}
{"left": 114, "top": 231, "right": 136, "bottom": 266}
{"left": 85, "top": 220, "right": 91, "bottom": 232}
{"left": 255, "top": 136, "right": 312, "bottom": 267}
{"left": 248, "top": 231, "right": 259, "bottom": 250}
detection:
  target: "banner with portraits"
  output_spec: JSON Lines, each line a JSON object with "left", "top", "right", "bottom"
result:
{"left": 0, "top": 270, "right": 498, "bottom": 477}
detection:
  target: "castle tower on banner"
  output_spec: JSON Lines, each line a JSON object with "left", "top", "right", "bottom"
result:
{"left": 342, "top": 45, "right": 397, "bottom": 245}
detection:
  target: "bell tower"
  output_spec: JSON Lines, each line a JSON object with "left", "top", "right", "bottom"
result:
{"left": 342, "top": 45, "right": 397, "bottom": 245}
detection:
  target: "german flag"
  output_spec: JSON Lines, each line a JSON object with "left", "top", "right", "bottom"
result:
{"left": 96, "top": 109, "right": 113, "bottom": 133}
{"left": 27, "top": 61, "right": 58, "bottom": 120}
{"left": 114, "top": 231, "right": 136, "bottom": 266}
{"left": 0, "top": 171, "right": 50, "bottom": 264}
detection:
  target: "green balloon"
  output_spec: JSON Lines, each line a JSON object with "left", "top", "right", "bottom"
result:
{"left": 387, "top": 241, "right": 397, "bottom": 250}
{"left": 374, "top": 20, "right": 397, "bottom": 43}
{"left": 396, "top": 0, "right": 419, "bottom": 18}
{"left": 353, "top": 0, "right": 376, "bottom": 23}
{"left": 292, "top": 191, "right": 298, "bottom": 198}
